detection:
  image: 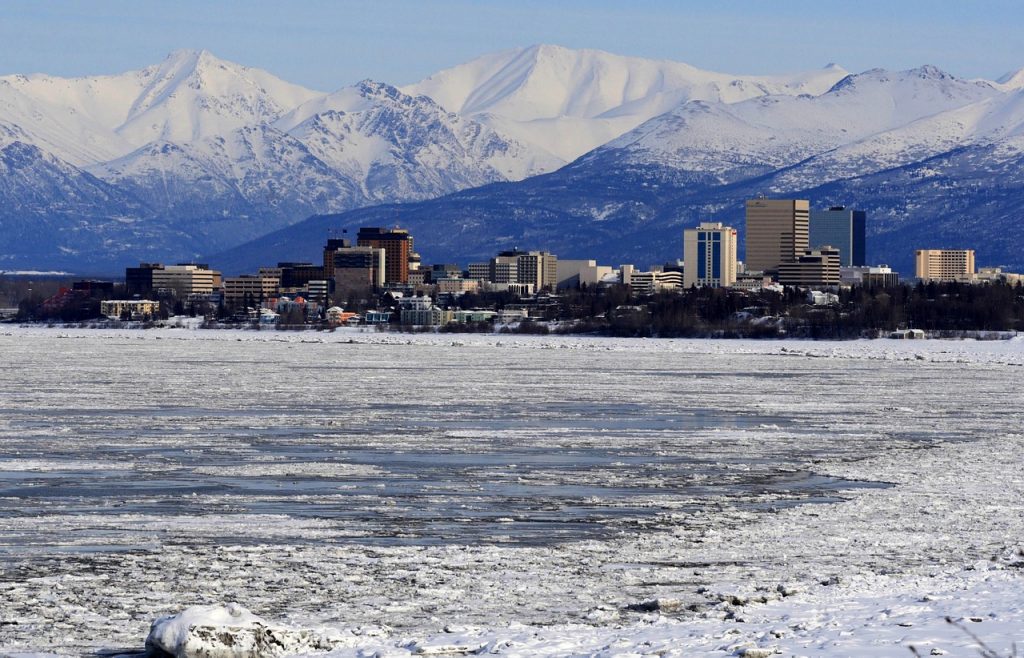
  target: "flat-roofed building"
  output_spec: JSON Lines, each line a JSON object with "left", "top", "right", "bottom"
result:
{"left": 322, "top": 237, "right": 351, "bottom": 280}
{"left": 357, "top": 227, "right": 413, "bottom": 284}
{"left": 841, "top": 265, "right": 900, "bottom": 287}
{"left": 810, "top": 206, "right": 866, "bottom": 266}
{"left": 488, "top": 250, "right": 558, "bottom": 291}
{"left": 556, "top": 259, "right": 614, "bottom": 290}
{"left": 745, "top": 199, "right": 809, "bottom": 274}
{"left": 915, "top": 249, "right": 975, "bottom": 282}
{"left": 436, "top": 277, "right": 479, "bottom": 295}
{"left": 100, "top": 299, "right": 160, "bottom": 319}
{"left": 333, "top": 245, "right": 385, "bottom": 297}
{"left": 399, "top": 296, "right": 453, "bottom": 326}
{"left": 467, "top": 263, "right": 490, "bottom": 281}
{"left": 126, "top": 263, "right": 164, "bottom": 296}
{"left": 151, "top": 264, "right": 219, "bottom": 297}
{"left": 683, "top": 222, "right": 738, "bottom": 288}
{"left": 277, "top": 263, "right": 325, "bottom": 292}
{"left": 777, "top": 247, "right": 841, "bottom": 288}
{"left": 428, "top": 264, "right": 463, "bottom": 282}
{"left": 622, "top": 266, "right": 683, "bottom": 295}
{"left": 975, "top": 267, "right": 1024, "bottom": 285}
{"left": 223, "top": 275, "right": 279, "bottom": 309}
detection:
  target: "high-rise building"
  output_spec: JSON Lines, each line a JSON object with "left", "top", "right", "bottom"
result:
{"left": 322, "top": 237, "right": 351, "bottom": 280}
{"left": 151, "top": 264, "right": 219, "bottom": 298}
{"left": 276, "top": 262, "right": 325, "bottom": 292}
{"left": 333, "top": 245, "right": 385, "bottom": 296}
{"left": 357, "top": 227, "right": 413, "bottom": 284}
{"left": 683, "top": 222, "right": 738, "bottom": 288}
{"left": 915, "top": 249, "right": 975, "bottom": 282}
{"left": 777, "top": 247, "right": 841, "bottom": 288}
{"left": 125, "top": 263, "right": 164, "bottom": 296}
{"left": 744, "top": 199, "right": 810, "bottom": 274}
{"left": 810, "top": 206, "right": 866, "bottom": 266}
{"left": 488, "top": 250, "right": 557, "bottom": 291}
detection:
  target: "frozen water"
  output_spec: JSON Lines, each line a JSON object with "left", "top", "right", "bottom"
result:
{"left": 0, "top": 327, "right": 1021, "bottom": 655}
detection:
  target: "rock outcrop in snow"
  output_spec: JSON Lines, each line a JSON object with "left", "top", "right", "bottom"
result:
{"left": 146, "top": 604, "right": 340, "bottom": 658}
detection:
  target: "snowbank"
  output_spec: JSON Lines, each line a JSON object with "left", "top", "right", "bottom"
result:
{"left": 146, "top": 604, "right": 341, "bottom": 658}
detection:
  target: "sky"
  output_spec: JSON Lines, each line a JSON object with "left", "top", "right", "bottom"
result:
{"left": 2, "top": 0, "right": 1023, "bottom": 91}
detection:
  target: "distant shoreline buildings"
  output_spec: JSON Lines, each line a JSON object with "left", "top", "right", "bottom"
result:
{"left": 19, "top": 196, "right": 1020, "bottom": 328}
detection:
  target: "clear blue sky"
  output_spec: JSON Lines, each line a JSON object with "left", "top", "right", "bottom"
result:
{"left": 2, "top": 0, "right": 1023, "bottom": 90}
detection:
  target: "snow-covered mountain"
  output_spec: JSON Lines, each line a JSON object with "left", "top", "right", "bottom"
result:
{"left": 594, "top": 65, "right": 1001, "bottom": 184}
{"left": 0, "top": 50, "right": 558, "bottom": 268}
{"left": 404, "top": 44, "right": 850, "bottom": 162}
{"left": 275, "top": 79, "right": 558, "bottom": 200}
{"left": 0, "top": 49, "right": 320, "bottom": 166}
{"left": 222, "top": 63, "right": 1024, "bottom": 275}
{"left": 3, "top": 45, "right": 1024, "bottom": 272}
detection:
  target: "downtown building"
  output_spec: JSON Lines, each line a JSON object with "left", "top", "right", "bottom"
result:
{"left": 915, "top": 249, "right": 976, "bottom": 282}
{"left": 475, "top": 249, "right": 558, "bottom": 293}
{"left": 777, "top": 247, "right": 841, "bottom": 288}
{"left": 744, "top": 198, "right": 809, "bottom": 274}
{"left": 151, "top": 264, "right": 220, "bottom": 298}
{"left": 809, "top": 206, "right": 866, "bottom": 267}
{"left": 356, "top": 227, "right": 417, "bottom": 285}
{"left": 223, "top": 274, "right": 279, "bottom": 309}
{"left": 332, "top": 244, "right": 386, "bottom": 297}
{"left": 682, "top": 222, "right": 738, "bottom": 288}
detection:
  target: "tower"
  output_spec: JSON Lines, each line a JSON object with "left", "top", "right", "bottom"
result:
{"left": 744, "top": 199, "right": 809, "bottom": 274}
{"left": 809, "top": 206, "right": 866, "bottom": 267}
{"left": 683, "top": 222, "right": 738, "bottom": 288}
{"left": 356, "top": 227, "right": 413, "bottom": 285}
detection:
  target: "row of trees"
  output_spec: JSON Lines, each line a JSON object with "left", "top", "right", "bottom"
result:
{"left": 544, "top": 281, "right": 1024, "bottom": 338}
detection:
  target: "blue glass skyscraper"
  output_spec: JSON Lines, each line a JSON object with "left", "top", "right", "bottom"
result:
{"left": 809, "top": 206, "right": 866, "bottom": 267}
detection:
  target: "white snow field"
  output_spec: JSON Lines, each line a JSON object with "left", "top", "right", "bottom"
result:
{"left": 0, "top": 327, "right": 1021, "bottom": 656}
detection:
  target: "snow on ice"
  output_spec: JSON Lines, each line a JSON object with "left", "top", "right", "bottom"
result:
{"left": 0, "top": 327, "right": 1021, "bottom": 656}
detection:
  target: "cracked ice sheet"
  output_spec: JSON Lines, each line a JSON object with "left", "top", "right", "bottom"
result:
{"left": 0, "top": 327, "right": 1021, "bottom": 656}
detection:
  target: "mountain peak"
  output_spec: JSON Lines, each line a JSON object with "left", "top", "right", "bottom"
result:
{"left": 909, "top": 64, "right": 956, "bottom": 80}
{"left": 996, "top": 67, "right": 1024, "bottom": 89}
{"left": 159, "top": 48, "right": 223, "bottom": 73}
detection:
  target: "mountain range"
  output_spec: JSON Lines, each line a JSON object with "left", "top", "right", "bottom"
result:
{"left": 1, "top": 45, "right": 1022, "bottom": 274}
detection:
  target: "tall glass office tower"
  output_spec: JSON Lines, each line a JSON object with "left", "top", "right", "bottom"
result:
{"left": 809, "top": 206, "right": 866, "bottom": 267}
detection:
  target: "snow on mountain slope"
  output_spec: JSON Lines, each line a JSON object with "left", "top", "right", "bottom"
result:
{"left": 0, "top": 141, "right": 137, "bottom": 213}
{"left": 115, "top": 50, "right": 321, "bottom": 147}
{"left": 278, "top": 79, "right": 559, "bottom": 196}
{"left": 994, "top": 67, "right": 1024, "bottom": 91}
{"left": 593, "top": 65, "right": 1001, "bottom": 184}
{"left": 765, "top": 87, "right": 1024, "bottom": 191}
{"left": 404, "top": 44, "right": 850, "bottom": 162}
{"left": 0, "top": 77, "right": 134, "bottom": 165}
{"left": 0, "top": 50, "right": 320, "bottom": 165}
{"left": 91, "top": 123, "right": 363, "bottom": 231}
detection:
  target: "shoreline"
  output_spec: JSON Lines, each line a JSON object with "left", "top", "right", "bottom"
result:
{"left": 2, "top": 320, "right": 1021, "bottom": 343}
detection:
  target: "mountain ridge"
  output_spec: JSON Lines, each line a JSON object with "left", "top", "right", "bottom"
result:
{"left": 1, "top": 46, "right": 1023, "bottom": 273}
